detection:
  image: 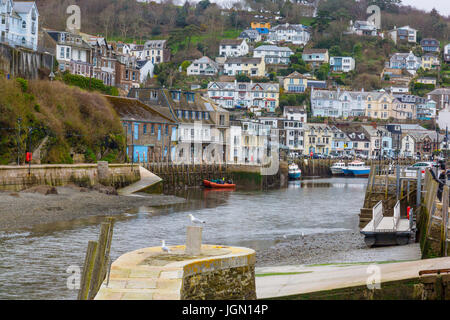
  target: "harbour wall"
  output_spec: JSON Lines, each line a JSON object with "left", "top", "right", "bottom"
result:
{"left": 417, "top": 170, "right": 450, "bottom": 259}
{"left": 272, "top": 275, "right": 450, "bottom": 300}
{"left": 0, "top": 162, "right": 140, "bottom": 191}
{"left": 144, "top": 161, "right": 289, "bottom": 192}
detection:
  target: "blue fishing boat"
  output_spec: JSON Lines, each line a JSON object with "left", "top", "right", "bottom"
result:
{"left": 288, "top": 163, "right": 301, "bottom": 180}
{"left": 343, "top": 161, "right": 370, "bottom": 177}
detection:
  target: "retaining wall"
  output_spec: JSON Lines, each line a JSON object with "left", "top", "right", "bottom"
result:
{"left": 0, "top": 162, "right": 140, "bottom": 191}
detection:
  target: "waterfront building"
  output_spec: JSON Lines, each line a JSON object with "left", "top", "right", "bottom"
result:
{"left": 330, "top": 126, "right": 350, "bottom": 156}
{"left": 401, "top": 131, "right": 444, "bottom": 158}
{"left": 280, "top": 119, "right": 304, "bottom": 154}
{"left": 128, "top": 87, "right": 230, "bottom": 164}
{"left": 105, "top": 95, "right": 177, "bottom": 163}
{"left": 344, "top": 130, "right": 371, "bottom": 157}
{"left": 302, "top": 48, "right": 329, "bottom": 67}
{"left": 240, "top": 119, "right": 271, "bottom": 164}
{"left": 46, "top": 30, "right": 93, "bottom": 78}
{"left": 187, "top": 56, "right": 219, "bottom": 76}
{"left": 283, "top": 71, "right": 308, "bottom": 93}
{"left": 143, "top": 40, "right": 170, "bottom": 64}
{"left": 223, "top": 56, "right": 265, "bottom": 77}
{"left": 329, "top": 56, "right": 355, "bottom": 73}
{"left": 207, "top": 80, "right": 279, "bottom": 112}
{"left": 361, "top": 125, "right": 393, "bottom": 158}
{"left": 0, "top": 0, "right": 39, "bottom": 50}
{"left": 365, "top": 91, "right": 396, "bottom": 120}
{"left": 303, "top": 123, "right": 333, "bottom": 155}
{"left": 253, "top": 45, "right": 293, "bottom": 65}
{"left": 219, "top": 39, "right": 249, "bottom": 57}
{"left": 388, "top": 26, "right": 417, "bottom": 44}
{"left": 266, "top": 23, "right": 310, "bottom": 46}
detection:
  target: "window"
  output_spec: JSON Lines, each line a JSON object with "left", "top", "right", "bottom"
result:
{"left": 22, "top": 21, "right": 26, "bottom": 29}
{"left": 143, "top": 124, "right": 147, "bottom": 134}
{"left": 165, "top": 125, "right": 169, "bottom": 135}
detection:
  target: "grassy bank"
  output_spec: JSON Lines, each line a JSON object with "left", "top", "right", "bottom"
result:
{"left": 0, "top": 77, "right": 126, "bottom": 164}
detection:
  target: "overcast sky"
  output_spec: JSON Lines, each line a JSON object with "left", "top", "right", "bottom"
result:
{"left": 401, "top": 0, "right": 450, "bottom": 16}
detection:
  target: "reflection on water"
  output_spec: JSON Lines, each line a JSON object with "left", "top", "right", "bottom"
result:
{"left": 0, "top": 177, "right": 367, "bottom": 299}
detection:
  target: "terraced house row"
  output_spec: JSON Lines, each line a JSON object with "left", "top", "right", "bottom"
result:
{"left": 310, "top": 88, "right": 437, "bottom": 121}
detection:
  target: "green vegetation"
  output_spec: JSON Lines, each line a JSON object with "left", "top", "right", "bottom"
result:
{"left": 410, "top": 82, "right": 435, "bottom": 97}
{"left": 0, "top": 76, "right": 125, "bottom": 164}
{"left": 61, "top": 72, "right": 119, "bottom": 96}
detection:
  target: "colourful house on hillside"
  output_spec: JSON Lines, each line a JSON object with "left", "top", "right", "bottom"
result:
{"left": 251, "top": 22, "right": 271, "bottom": 34}
{"left": 283, "top": 71, "right": 307, "bottom": 93}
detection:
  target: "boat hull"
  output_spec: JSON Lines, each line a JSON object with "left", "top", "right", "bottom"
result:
{"left": 331, "top": 168, "right": 344, "bottom": 175}
{"left": 349, "top": 169, "right": 370, "bottom": 177}
{"left": 203, "top": 179, "right": 236, "bottom": 188}
{"left": 288, "top": 172, "right": 301, "bottom": 180}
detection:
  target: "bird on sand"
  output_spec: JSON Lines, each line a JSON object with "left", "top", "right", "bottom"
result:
{"left": 189, "top": 213, "right": 206, "bottom": 224}
{"left": 161, "top": 240, "right": 170, "bottom": 253}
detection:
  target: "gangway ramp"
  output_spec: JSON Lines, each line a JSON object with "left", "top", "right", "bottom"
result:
{"left": 117, "top": 166, "right": 162, "bottom": 195}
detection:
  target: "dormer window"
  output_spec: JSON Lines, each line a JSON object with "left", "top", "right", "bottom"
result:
{"left": 22, "top": 21, "right": 26, "bottom": 29}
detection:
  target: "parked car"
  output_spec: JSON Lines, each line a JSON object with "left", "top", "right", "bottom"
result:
{"left": 404, "top": 162, "right": 437, "bottom": 177}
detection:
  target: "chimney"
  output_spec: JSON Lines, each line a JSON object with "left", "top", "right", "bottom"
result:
{"left": 371, "top": 122, "right": 377, "bottom": 129}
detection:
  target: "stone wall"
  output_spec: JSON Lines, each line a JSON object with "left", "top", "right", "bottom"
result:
{"left": 181, "top": 253, "right": 256, "bottom": 300}
{"left": 0, "top": 43, "right": 53, "bottom": 79}
{"left": 0, "top": 162, "right": 140, "bottom": 191}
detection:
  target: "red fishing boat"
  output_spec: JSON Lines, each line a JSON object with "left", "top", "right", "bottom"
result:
{"left": 203, "top": 179, "right": 236, "bottom": 188}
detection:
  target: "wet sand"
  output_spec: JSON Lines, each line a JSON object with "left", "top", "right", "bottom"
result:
{"left": 0, "top": 185, "right": 185, "bottom": 233}
{"left": 256, "top": 231, "right": 421, "bottom": 267}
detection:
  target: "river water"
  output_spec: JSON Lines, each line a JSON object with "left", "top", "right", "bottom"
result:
{"left": 0, "top": 177, "right": 418, "bottom": 299}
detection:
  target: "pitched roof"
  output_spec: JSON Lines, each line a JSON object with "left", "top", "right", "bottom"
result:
{"left": 303, "top": 48, "right": 328, "bottom": 54}
{"left": 220, "top": 39, "right": 245, "bottom": 46}
{"left": 13, "top": 2, "right": 37, "bottom": 14}
{"left": 254, "top": 45, "right": 293, "bottom": 52}
{"left": 225, "top": 57, "right": 262, "bottom": 64}
{"left": 285, "top": 71, "right": 306, "bottom": 79}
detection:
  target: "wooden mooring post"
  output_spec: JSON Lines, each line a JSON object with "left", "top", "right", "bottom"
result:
{"left": 78, "top": 217, "right": 115, "bottom": 300}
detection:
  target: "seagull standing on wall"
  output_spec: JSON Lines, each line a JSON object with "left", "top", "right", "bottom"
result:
{"left": 161, "top": 240, "right": 170, "bottom": 253}
{"left": 189, "top": 214, "right": 206, "bottom": 224}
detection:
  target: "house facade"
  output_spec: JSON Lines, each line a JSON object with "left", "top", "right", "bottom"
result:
{"left": 303, "top": 123, "right": 333, "bottom": 155}
{"left": 207, "top": 81, "right": 279, "bottom": 112}
{"left": 266, "top": 23, "right": 310, "bottom": 46}
{"left": 388, "top": 26, "right": 417, "bottom": 44}
{"left": 219, "top": 39, "right": 249, "bottom": 57}
{"left": 329, "top": 56, "right": 355, "bottom": 73}
{"left": 420, "top": 38, "right": 440, "bottom": 53}
{"left": 421, "top": 53, "right": 440, "bottom": 70}
{"left": 389, "top": 52, "right": 421, "bottom": 71}
{"left": 115, "top": 54, "right": 140, "bottom": 91}
{"left": 238, "top": 29, "right": 261, "bottom": 43}
{"left": 250, "top": 22, "right": 271, "bottom": 34}
{"left": 223, "top": 57, "right": 265, "bottom": 77}
{"left": 365, "top": 91, "right": 396, "bottom": 120}
{"left": 253, "top": 45, "right": 293, "bottom": 65}
{"left": 143, "top": 40, "right": 170, "bottom": 64}
{"left": 283, "top": 71, "right": 308, "bottom": 93}
{"left": 310, "top": 88, "right": 367, "bottom": 118}
{"left": 347, "top": 20, "right": 378, "bottom": 36}
{"left": 187, "top": 56, "right": 219, "bottom": 76}
{"left": 444, "top": 44, "right": 450, "bottom": 63}
{"left": 283, "top": 105, "right": 307, "bottom": 122}
{"left": 0, "top": 0, "right": 39, "bottom": 50}
{"left": 427, "top": 88, "right": 450, "bottom": 110}
{"left": 302, "top": 49, "right": 329, "bottom": 67}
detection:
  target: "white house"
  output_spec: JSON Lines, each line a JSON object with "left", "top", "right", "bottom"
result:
{"left": 283, "top": 105, "right": 307, "bottom": 123}
{"left": 267, "top": 23, "right": 310, "bottom": 46}
{"left": 329, "top": 56, "right": 355, "bottom": 73}
{"left": 389, "top": 52, "right": 421, "bottom": 71}
{"left": 219, "top": 39, "right": 249, "bottom": 57}
{"left": 187, "top": 56, "right": 219, "bottom": 76}
{"left": 388, "top": 26, "right": 417, "bottom": 44}
{"left": 136, "top": 60, "right": 154, "bottom": 83}
{"left": 444, "top": 44, "right": 450, "bottom": 63}
{"left": 253, "top": 45, "right": 293, "bottom": 65}
{"left": 143, "top": 40, "right": 170, "bottom": 64}
{"left": 0, "top": 0, "right": 39, "bottom": 50}
{"left": 346, "top": 20, "right": 378, "bottom": 36}
{"left": 207, "top": 80, "right": 279, "bottom": 112}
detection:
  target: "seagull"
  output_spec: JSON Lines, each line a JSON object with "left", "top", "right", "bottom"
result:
{"left": 189, "top": 214, "right": 206, "bottom": 224}
{"left": 283, "top": 234, "right": 287, "bottom": 239}
{"left": 301, "top": 232, "right": 305, "bottom": 239}
{"left": 161, "top": 240, "right": 170, "bottom": 253}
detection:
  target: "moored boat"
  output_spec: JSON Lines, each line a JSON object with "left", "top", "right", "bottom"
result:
{"left": 203, "top": 179, "right": 236, "bottom": 188}
{"left": 288, "top": 163, "right": 302, "bottom": 180}
{"left": 330, "top": 162, "right": 346, "bottom": 175}
{"left": 343, "top": 161, "right": 370, "bottom": 177}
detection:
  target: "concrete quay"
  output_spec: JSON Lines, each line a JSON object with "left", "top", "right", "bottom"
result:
{"left": 94, "top": 244, "right": 256, "bottom": 300}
